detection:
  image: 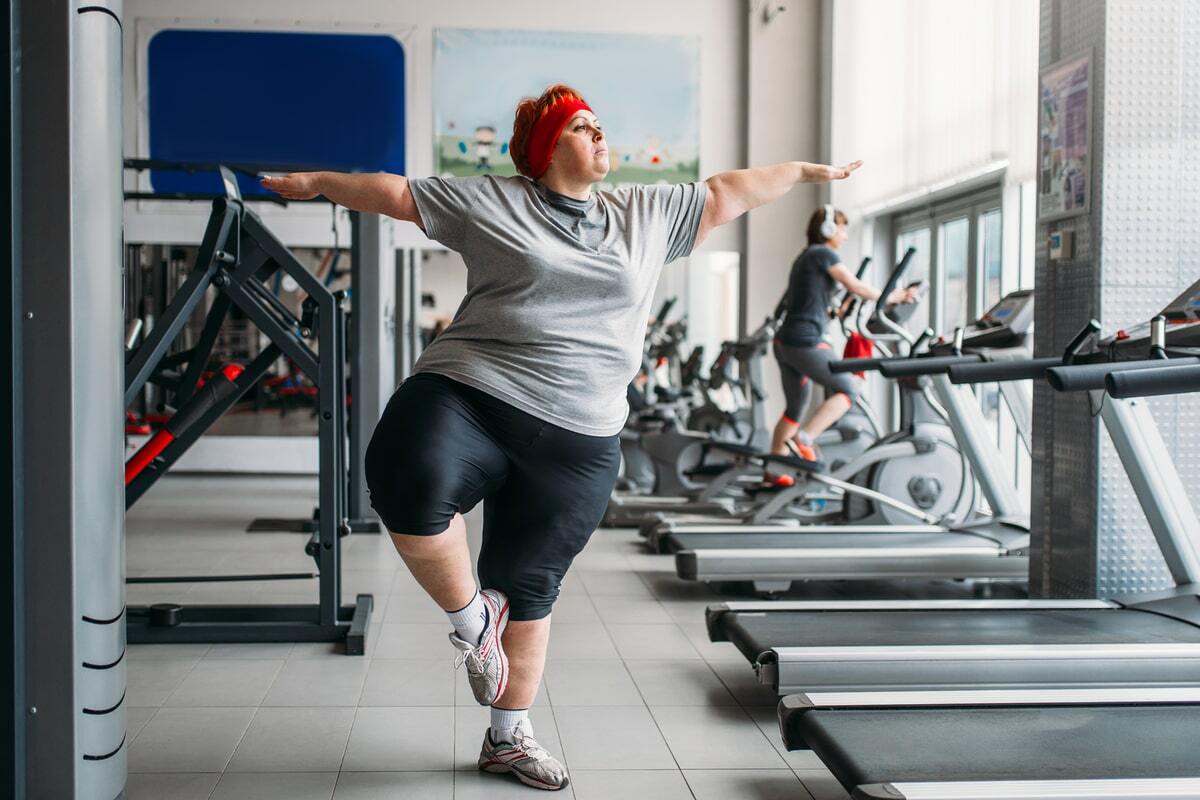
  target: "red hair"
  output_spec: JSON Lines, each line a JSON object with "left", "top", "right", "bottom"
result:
{"left": 510, "top": 83, "right": 590, "bottom": 179}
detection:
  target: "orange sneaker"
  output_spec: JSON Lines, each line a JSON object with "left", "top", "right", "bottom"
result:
{"left": 789, "top": 441, "right": 819, "bottom": 462}
{"left": 763, "top": 471, "right": 796, "bottom": 488}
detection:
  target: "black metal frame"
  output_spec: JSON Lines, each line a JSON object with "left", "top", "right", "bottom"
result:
{"left": 124, "top": 175, "right": 372, "bottom": 654}
{"left": 245, "top": 209, "right": 380, "bottom": 533}
{"left": 3, "top": 0, "right": 21, "bottom": 791}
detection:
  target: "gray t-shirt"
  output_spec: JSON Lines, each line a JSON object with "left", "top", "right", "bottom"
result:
{"left": 407, "top": 174, "right": 707, "bottom": 436}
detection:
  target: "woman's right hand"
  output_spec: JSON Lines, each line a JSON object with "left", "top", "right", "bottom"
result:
{"left": 260, "top": 172, "right": 322, "bottom": 200}
{"left": 885, "top": 285, "right": 920, "bottom": 305}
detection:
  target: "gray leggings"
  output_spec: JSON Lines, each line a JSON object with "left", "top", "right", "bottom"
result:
{"left": 773, "top": 340, "right": 862, "bottom": 422}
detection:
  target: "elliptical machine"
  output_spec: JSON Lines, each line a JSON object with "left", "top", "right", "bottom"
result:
{"left": 604, "top": 312, "right": 780, "bottom": 526}
{"left": 639, "top": 247, "right": 983, "bottom": 539}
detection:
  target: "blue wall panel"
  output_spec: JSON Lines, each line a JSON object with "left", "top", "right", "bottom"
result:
{"left": 148, "top": 30, "right": 406, "bottom": 196}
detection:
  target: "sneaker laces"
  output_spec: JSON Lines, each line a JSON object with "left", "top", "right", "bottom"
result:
{"left": 512, "top": 730, "right": 554, "bottom": 763}
{"left": 454, "top": 646, "right": 484, "bottom": 672}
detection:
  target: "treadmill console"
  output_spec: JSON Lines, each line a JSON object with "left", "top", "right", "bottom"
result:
{"left": 959, "top": 290, "right": 1035, "bottom": 349}
{"left": 1160, "top": 276, "right": 1200, "bottom": 322}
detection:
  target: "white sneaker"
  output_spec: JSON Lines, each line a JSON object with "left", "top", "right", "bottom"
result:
{"left": 478, "top": 718, "right": 569, "bottom": 791}
{"left": 448, "top": 588, "right": 510, "bottom": 706}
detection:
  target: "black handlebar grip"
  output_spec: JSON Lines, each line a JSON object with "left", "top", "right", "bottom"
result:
{"left": 947, "top": 356, "right": 1063, "bottom": 385}
{"left": 1046, "top": 356, "right": 1200, "bottom": 392}
{"left": 877, "top": 354, "right": 984, "bottom": 378}
{"left": 830, "top": 357, "right": 895, "bottom": 374}
{"left": 1106, "top": 362, "right": 1200, "bottom": 398}
{"left": 855, "top": 256, "right": 871, "bottom": 280}
{"left": 654, "top": 297, "right": 677, "bottom": 323}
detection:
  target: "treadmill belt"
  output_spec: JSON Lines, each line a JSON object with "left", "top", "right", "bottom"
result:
{"left": 794, "top": 705, "right": 1200, "bottom": 787}
{"left": 721, "top": 609, "right": 1200, "bottom": 663}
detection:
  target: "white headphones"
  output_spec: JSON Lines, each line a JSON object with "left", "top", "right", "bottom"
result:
{"left": 819, "top": 203, "right": 838, "bottom": 240}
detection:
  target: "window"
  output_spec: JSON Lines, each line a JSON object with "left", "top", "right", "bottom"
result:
{"left": 939, "top": 216, "right": 970, "bottom": 333}
{"left": 888, "top": 184, "right": 1035, "bottom": 514}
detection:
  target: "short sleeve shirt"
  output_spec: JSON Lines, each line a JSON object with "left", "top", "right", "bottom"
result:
{"left": 777, "top": 245, "right": 842, "bottom": 347}
{"left": 406, "top": 175, "right": 707, "bottom": 436}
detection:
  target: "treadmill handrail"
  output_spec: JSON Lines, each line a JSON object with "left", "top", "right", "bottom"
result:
{"left": 877, "top": 353, "right": 984, "bottom": 377}
{"left": 787, "top": 686, "right": 1200, "bottom": 709}
{"left": 1107, "top": 362, "right": 1200, "bottom": 398}
{"left": 770, "top": 642, "right": 1200, "bottom": 662}
{"left": 1046, "top": 356, "right": 1200, "bottom": 392}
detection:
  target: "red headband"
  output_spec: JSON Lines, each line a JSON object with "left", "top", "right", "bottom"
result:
{"left": 523, "top": 97, "right": 593, "bottom": 179}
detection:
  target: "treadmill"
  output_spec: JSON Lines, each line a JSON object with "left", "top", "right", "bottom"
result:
{"left": 770, "top": 341, "right": 1200, "bottom": 800}
{"left": 777, "top": 688, "right": 1200, "bottom": 799}
{"left": 708, "top": 285, "right": 1200, "bottom": 694}
{"left": 658, "top": 290, "right": 1038, "bottom": 591}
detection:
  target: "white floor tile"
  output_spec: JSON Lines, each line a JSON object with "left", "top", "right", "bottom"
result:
{"left": 625, "top": 660, "right": 737, "bottom": 706}
{"left": 553, "top": 706, "right": 675, "bottom": 770}
{"left": 795, "top": 768, "right": 851, "bottom": 800}
{"left": 126, "top": 659, "right": 200, "bottom": 708}
{"left": 373, "top": 623, "right": 454, "bottom": 659}
{"left": 262, "top": 658, "right": 370, "bottom": 707}
{"left": 569, "top": 769, "right": 692, "bottom": 800}
{"left": 127, "top": 707, "right": 255, "bottom": 772}
{"left": 546, "top": 623, "right": 621, "bottom": 660}
{"left": 359, "top": 659, "right": 455, "bottom": 707}
{"left": 209, "top": 771, "right": 338, "bottom": 800}
{"left": 227, "top": 707, "right": 356, "bottom": 772}
{"left": 684, "top": 769, "right": 813, "bottom": 800}
{"left": 590, "top": 595, "right": 674, "bottom": 624}
{"left": 124, "top": 772, "right": 220, "bottom": 800}
{"left": 606, "top": 624, "right": 702, "bottom": 660}
{"left": 332, "top": 771, "right": 453, "bottom": 799}
{"left": 542, "top": 660, "right": 643, "bottom": 706}
{"left": 164, "top": 659, "right": 284, "bottom": 707}
{"left": 341, "top": 707, "right": 454, "bottom": 771}
{"left": 651, "top": 706, "right": 787, "bottom": 770}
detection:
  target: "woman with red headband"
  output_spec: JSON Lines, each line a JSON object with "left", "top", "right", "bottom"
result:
{"left": 263, "top": 83, "right": 860, "bottom": 791}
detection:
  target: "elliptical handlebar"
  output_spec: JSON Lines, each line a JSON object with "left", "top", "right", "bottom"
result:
{"left": 856, "top": 247, "right": 918, "bottom": 346}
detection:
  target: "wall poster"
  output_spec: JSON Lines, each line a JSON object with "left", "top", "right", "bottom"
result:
{"left": 1038, "top": 51, "right": 1092, "bottom": 220}
{"left": 433, "top": 28, "right": 700, "bottom": 187}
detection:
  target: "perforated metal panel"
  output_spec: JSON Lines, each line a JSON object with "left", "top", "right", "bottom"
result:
{"left": 1033, "top": 0, "right": 1107, "bottom": 598}
{"left": 1036, "top": 0, "right": 1200, "bottom": 598}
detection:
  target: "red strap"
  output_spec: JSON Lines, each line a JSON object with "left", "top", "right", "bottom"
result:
{"left": 843, "top": 333, "right": 874, "bottom": 378}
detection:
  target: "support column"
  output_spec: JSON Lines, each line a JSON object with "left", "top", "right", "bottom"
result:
{"left": 23, "top": 1, "right": 125, "bottom": 797}
{"left": 1034, "top": 0, "right": 1200, "bottom": 597}
{"left": 348, "top": 212, "right": 395, "bottom": 531}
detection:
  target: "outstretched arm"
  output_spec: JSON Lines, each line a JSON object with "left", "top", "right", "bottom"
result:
{"left": 261, "top": 172, "right": 423, "bottom": 229}
{"left": 695, "top": 160, "right": 862, "bottom": 246}
{"left": 829, "top": 263, "right": 920, "bottom": 305}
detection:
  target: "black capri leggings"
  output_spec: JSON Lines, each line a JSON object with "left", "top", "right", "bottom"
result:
{"left": 364, "top": 372, "right": 620, "bottom": 621}
{"left": 773, "top": 340, "right": 863, "bottom": 422}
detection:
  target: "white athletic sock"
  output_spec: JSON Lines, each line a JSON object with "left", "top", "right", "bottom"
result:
{"left": 446, "top": 590, "right": 488, "bottom": 645}
{"left": 490, "top": 707, "right": 530, "bottom": 742}
{"left": 795, "top": 430, "right": 814, "bottom": 446}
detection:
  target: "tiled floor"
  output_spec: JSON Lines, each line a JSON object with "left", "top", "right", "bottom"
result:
{"left": 125, "top": 475, "right": 862, "bottom": 799}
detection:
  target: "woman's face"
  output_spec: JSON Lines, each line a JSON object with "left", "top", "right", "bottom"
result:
{"left": 548, "top": 110, "right": 610, "bottom": 182}
{"left": 829, "top": 221, "right": 849, "bottom": 248}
